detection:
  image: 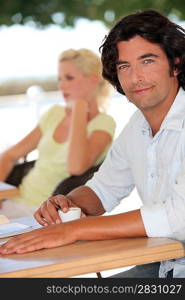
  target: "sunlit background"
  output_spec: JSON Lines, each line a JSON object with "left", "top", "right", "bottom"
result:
{"left": 0, "top": 19, "right": 108, "bottom": 80}
{"left": 1, "top": 14, "right": 185, "bottom": 147}
{"left": 0, "top": 17, "right": 138, "bottom": 150}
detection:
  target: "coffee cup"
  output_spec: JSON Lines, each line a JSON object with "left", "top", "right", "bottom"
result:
{"left": 58, "top": 207, "right": 81, "bottom": 222}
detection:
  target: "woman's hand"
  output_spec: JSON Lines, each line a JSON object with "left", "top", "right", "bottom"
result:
{"left": 34, "top": 194, "right": 85, "bottom": 226}
{"left": 65, "top": 98, "right": 89, "bottom": 112}
{"left": 0, "top": 222, "right": 77, "bottom": 255}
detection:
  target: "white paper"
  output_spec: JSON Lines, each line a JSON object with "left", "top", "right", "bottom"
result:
{"left": 0, "top": 181, "right": 16, "bottom": 190}
{"left": 0, "top": 222, "right": 32, "bottom": 238}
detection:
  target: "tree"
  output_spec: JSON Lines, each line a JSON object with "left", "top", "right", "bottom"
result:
{"left": 0, "top": 0, "right": 185, "bottom": 28}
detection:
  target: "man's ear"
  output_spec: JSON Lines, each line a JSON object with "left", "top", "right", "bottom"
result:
{"left": 173, "top": 57, "right": 180, "bottom": 76}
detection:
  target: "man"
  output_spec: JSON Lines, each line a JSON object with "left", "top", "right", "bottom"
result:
{"left": 1, "top": 10, "right": 185, "bottom": 278}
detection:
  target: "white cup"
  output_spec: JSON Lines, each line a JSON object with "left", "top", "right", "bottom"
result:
{"left": 58, "top": 207, "right": 81, "bottom": 223}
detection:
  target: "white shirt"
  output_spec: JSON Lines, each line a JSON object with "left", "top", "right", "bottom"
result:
{"left": 86, "top": 87, "right": 185, "bottom": 277}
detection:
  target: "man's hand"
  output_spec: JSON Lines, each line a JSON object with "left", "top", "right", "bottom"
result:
{"left": 0, "top": 222, "right": 77, "bottom": 255}
{"left": 34, "top": 194, "right": 85, "bottom": 226}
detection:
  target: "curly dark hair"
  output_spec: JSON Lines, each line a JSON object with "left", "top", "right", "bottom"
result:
{"left": 100, "top": 10, "right": 185, "bottom": 95}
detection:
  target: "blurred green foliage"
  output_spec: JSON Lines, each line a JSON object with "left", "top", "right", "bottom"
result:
{"left": 1, "top": 0, "right": 185, "bottom": 28}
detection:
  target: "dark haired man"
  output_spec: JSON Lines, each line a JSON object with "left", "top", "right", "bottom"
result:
{"left": 1, "top": 10, "right": 185, "bottom": 278}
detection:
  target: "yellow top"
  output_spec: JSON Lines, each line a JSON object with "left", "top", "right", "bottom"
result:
{"left": 14, "top": 105, "right": 116, "bottom": 207}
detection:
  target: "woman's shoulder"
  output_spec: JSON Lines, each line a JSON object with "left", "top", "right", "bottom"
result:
{"left": 93, "top": 112, "right": 116, "bottom": 126}
{"left": 46, "top": 104, "right": 64, "bottom": 115}
{"left": 89, "top": 112, "right": 116, "bottom": 136}
{"left": 41, "top": 105, "right": 64, "bottom": 119}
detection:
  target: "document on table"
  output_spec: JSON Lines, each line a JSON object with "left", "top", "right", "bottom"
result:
{"left": 0, "top": 215, "right": 33, "bottom": 238}
{"left": 0, "top": 182, "right": 16, "bottom": 190}
{"left": 0, "top": 222, "right": 33, "bottom": 238}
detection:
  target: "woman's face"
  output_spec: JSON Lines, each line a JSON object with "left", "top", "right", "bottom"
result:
{"left": 58, "top": 60, "right": 95, "bottom": 105}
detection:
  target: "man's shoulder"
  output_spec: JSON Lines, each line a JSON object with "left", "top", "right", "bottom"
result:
{"left": 116, "top": 109, "right": 144, "bottom": 141}
{"left": 125, "top": 109, "right": 144, "bottom": 130}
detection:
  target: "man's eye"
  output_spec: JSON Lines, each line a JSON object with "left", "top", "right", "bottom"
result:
{"left": 118, "top": 65, "right": 129, "bottom": 70}
{"left": 143, "top": 59, "right": 154, "bottom": 64}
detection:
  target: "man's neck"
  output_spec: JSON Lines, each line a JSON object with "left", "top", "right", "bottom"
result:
{"left": 142, "top": 86, "right": 179, "bottom": 136}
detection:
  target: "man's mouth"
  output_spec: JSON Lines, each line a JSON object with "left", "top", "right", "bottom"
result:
{"left": 133, "top": 86, "right": 153, "bottom": 94}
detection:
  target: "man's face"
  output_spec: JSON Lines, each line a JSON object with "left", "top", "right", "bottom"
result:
{"left": 116, "top": 36, "right": 179, "bottom": 112}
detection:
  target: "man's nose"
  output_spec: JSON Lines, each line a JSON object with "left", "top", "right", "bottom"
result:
{"left": 130, "top": 65, "right": 144, "bottom": 83}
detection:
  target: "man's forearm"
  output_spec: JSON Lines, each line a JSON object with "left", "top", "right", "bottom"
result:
{"left": 73, "top": 209, "right": 147, "bottom": 241}
{"left": 67, "top": 186, "right": 105, "bottom": 216}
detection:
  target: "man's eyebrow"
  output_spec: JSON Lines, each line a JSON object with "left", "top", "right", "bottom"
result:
{"left": 138, "top": 53, "right": 159, "bottom": 60}
{"left": 116, "top": 60, "right": 128, "bottom": 65}
{"left": 116, "top": 53, "right": 159, "bottom": 65}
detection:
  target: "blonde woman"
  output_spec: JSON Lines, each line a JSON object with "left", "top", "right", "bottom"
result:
{"left": 0, "top": 48, "right": 116, "bottom": 217}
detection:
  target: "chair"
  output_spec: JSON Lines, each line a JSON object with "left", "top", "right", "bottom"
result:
{"left": 5, "top": 160, "right": 35, "bottom": 187}
{"left": 52, "top": 163, "right": 102, "bottom": 196}
{"left": 6, "top": 160, "right": 102, "bottom": 194}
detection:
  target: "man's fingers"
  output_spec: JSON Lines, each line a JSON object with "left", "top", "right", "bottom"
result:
{"left": 0, "top": 230, "right": 38, "bottom": 254}
{"left": 34, "top": 195, "right": 79, "bottom": 226}
{"left": 34, "top": 200, "right": 61, "bottom": 225}
{"left": 34, "top": 208, "right": 48, "bottom": 226}
{"left": 48, "top": 195, "right": 74, "bottom": 212}
{"left": 81, "top": 211, "right": 87, "bottom": 218}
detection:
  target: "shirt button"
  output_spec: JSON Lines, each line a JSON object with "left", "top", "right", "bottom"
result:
{"left": 150, "top": 173, "right": 154, "bottom": 178}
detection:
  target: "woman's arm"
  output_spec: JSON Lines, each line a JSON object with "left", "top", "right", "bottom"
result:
{"left": 0, "top": 126, "right": 42, "bottom": 181}
{"left": 67, "top": 99, "right": 112, "bottom": 175}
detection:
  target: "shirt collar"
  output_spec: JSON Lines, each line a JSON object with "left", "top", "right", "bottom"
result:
{"left": 141, "top": 87, "right": 185, "bottom": 133}
{"left": 161, "top": 87, "right": 185, "bottom": 131}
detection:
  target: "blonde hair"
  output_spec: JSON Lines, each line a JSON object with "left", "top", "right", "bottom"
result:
{"left": 58, "top": 48, "right": 113, "bottom": 111}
